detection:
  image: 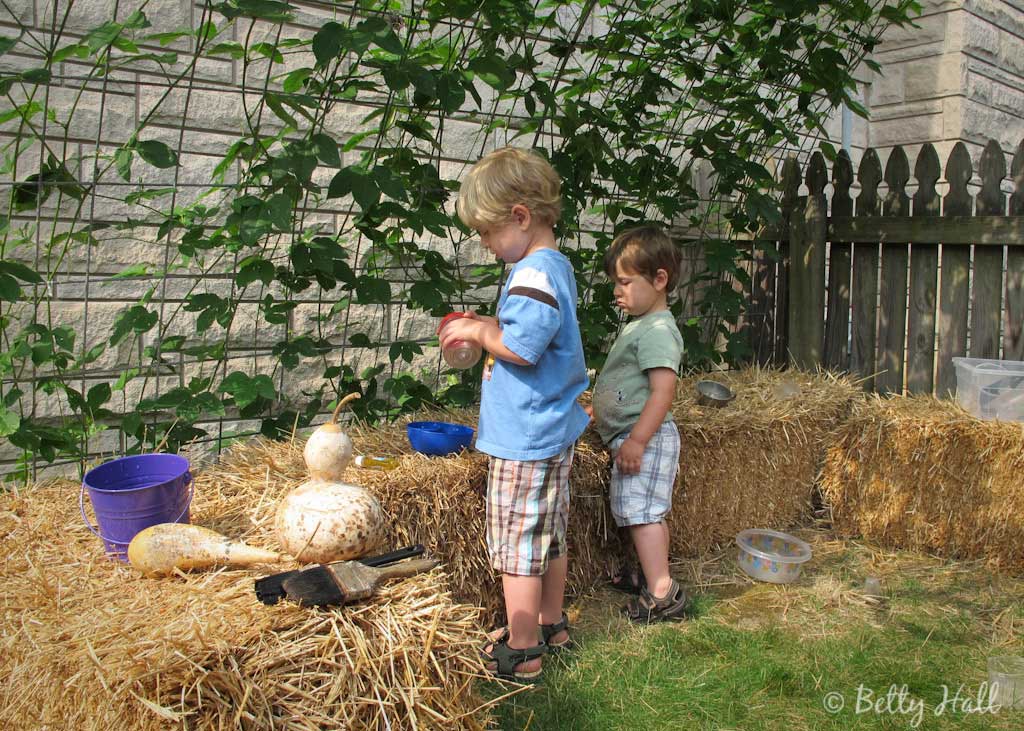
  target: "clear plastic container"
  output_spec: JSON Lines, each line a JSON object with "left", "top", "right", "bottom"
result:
{"left": 952, "top": 358, "right": 1024, "bottom": 422}
{"left": 988, "top": 655, "right": 1024, "bottom": 710}
{"left": 438, "top": 312, "right": 482, "bottom": 370}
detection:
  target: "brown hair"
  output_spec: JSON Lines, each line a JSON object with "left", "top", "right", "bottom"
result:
{"left": 456, "top": 147, "right": 562, "bottom": 229}
{"left": 604, "top": 225, "right": 682, "bottom": 290}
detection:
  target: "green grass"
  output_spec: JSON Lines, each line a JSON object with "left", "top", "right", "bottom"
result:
{"left": 487, "top": 536, "right": 1024, "bottom": 730}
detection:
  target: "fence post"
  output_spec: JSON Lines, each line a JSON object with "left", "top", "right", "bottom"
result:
{"left": 788, "top": 152, "right": 827, "bottom": 369}
{"left": 824, "top": 151, "right": 853, "bottom": 372}
{"left": 907, "top": 144, "right": 941, "bottom": 394}
{"left": 775, "top": 156, "right": 801, "bottom": 364}
{"left": 876, "top": 146, "right": 911, "bottom": 394}
{"left": 973, "top": 139, "right": 1007, "bottom": 359}
{"left": 1008, "top": 139, "right": 1024, "bottom": 361}
{"left": 851, "top": 149, "right": 882, "bottom": 391}
{"left": 936, "top": 142, "right": 973, "bottom": 397}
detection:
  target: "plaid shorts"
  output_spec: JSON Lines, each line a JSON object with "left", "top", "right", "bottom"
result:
{"left": 609, "top": 421, "right": 680, "bottom": 527}
{"left": 485, "top": 444, "right": 575, "bottom": 576}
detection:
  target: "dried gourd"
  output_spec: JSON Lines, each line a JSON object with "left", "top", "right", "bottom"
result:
{"left": 276, "top": 392, "right": 386, "bottom": 562}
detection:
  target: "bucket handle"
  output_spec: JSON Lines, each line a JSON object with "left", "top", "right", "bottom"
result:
{"left": 79, "top": 472, "right": 194, "bottom": 545}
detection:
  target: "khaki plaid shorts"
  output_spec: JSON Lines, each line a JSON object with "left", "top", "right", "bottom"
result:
{"left": 609, "top": 421, "right": 680, "bottom": 527}
{"left": 485, "top": 444, "right": 575, "bottom": 576}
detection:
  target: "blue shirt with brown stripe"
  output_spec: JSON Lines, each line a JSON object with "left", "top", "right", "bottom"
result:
{"left": 476, "top": 248, "right": 590, "bottom": 461}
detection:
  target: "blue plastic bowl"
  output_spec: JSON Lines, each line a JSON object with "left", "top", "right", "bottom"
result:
{"left": 406, "top": 421, "right": 475, "bottom": 456}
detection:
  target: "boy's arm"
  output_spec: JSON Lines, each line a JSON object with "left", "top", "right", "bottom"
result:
{"left": 615, "top": 367, "right": 677, "bottom": 474}
{"left": 438, "top": 316, "right": 531, "bottom": 366}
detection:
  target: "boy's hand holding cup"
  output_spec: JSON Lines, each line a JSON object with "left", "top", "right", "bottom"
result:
{"left": 438, "top": 312, "right": 483, "bottom": 369}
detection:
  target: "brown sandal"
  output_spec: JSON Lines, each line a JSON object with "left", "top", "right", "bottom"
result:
{"left": 481, "top": 629, "right": 547, "bottom": 683}
{"left": 607, "top": 564, "right": 646, "bottom": 595}
{"left": 541, "top": 612, "right": 574, "bottom": 654}
{"left": 622, "top": 579, "right": 689, "bottom": 624}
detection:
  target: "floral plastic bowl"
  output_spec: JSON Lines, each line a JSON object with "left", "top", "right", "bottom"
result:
{"left": 406, "top": 421, "right": 474, "bottom": 456}
{"left": 736, "top": 528, "right": 812, "bottom": 584}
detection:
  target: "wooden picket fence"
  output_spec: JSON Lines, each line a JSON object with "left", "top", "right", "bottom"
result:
{"left": 746, "top": 138, "right": 1024, "bottom": 396}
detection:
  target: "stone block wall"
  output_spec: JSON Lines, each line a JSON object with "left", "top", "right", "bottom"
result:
{"left": 862, "top": 0, "right": 1024, "bottom": 179}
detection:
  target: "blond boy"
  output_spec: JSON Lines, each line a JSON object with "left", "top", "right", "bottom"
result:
{"left": 439, "top": 147, "right": 589, "bottom": 681}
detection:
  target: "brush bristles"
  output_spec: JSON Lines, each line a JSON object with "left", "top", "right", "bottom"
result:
{"left": 282, "top": 566, "right": 346, "bottom": 607}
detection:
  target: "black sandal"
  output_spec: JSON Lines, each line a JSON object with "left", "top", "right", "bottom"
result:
{"left": 607, "top": 564, "right": 646, "bottom": 595}
{"left": 622, "top": 579, "right": 690, "bottom": 625}
{"left": 481, "top": 629, "right": 547, "bottom": 683}
{"left": 541, "top": 612, "right": 574, "bottom": 654}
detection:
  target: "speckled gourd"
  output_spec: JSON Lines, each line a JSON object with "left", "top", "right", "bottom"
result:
{"left": 275, "top": 393, "right": 387, "bottom": 562}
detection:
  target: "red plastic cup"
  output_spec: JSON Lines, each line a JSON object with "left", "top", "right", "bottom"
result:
{"left": 438, "top": 312, "right": 482, "bottom": 370}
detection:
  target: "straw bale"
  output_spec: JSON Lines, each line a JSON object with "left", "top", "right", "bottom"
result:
{"left": 234, "top": 408, "right": 618, "bottom": 624}
{"left": 820, "top": 395, "right": 1024, "bottom": 570}
{"left": 0, "top": 475, "right": 501, "bottom": 731}
{"left": 667, "top": 368, "right": 858, "bottom": 556}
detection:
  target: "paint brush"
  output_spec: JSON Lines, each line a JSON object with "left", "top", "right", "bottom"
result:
{"left": 281, "top": 557, "right": 440, "bottom": 607}
{"left": 254, "top": 544, "right": 425, "bottom": 605}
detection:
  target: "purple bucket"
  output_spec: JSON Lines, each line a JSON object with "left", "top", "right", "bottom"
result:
{"left": 80, "top": 453, "right": 193, "bottom": 561}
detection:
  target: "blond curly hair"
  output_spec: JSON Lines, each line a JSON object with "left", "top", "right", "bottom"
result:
{"left": 456, "top": 147, "right": 562, "bottom": 230}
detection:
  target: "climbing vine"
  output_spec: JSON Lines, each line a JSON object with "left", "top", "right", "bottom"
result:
{"left": 0, "top": 0, "right": 918, "bottom": 479}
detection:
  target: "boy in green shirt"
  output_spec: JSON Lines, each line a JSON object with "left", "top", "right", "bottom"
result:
{"left": 590, "top": 225, "right": 689, "bottom": 623}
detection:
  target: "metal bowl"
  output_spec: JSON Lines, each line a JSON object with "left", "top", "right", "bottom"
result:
{"left": 695, "top": 380, "right": 735, "bottom": 408}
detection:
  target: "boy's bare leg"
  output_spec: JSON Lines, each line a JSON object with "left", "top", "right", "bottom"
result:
{"left": 539, "top": 555, "right": 569, "bottom": 644}
{"left": 630, "top": 521, "right": 672, "bottom": 598}
{"left": 490, "top": 574, "right": 543, "bottom": 673}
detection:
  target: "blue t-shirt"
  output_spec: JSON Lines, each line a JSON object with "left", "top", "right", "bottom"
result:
{"left": 476, "top": 249, "right": 590, "bottom": 461}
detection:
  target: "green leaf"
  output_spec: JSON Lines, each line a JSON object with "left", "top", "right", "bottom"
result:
{"left": 77, "top": 342, "right": 107, "bottom": 367}
{"left": 327, "top": 167, "right": 357, "bottom": 199}
{"left": 115, "top": 147, "right": 132, "bottom": 181}
{"left": 0, "top": 272, "right": 21, "bottom": 301}
{"left": 87, "top": 383, "right": 112, "bottom": 410}
{"left": 0, "top": 407, "right": 19, "bottom": 437}
{"left": 282, "top": 67, "right": 312, "bottom": 93}
{"left": 0, "top": 36, "right": 18, "bottom": 56}
{"left": 0, "top": 101, "right": 42, "bottom": 126}
{"left": 53, "top": 42, "right": 88, "bottom": 63}
{"left": 355, "top": 276, "right": 390, "bottom": 304}
{"left": 20, "top": 68, "right": 50, "bottom": 84}
{"left": 207, "top": 41, "right": 245, "bottom": 58}
{"left": 409, "top": 281, "right": 444, "bottom": 311}
{"left": 312, "top": 21, "right": 349, "bottom": 67}
{"left": 134, "top": 139, "right": 178, "bottom": 169}
{"left": 122, "top": 411, "right": 142, "bottom": 436}
{"left": 114, "top": 368, "right": 141, "bottom": 390}
{"left": 53, "top": 326, "right": 75, "bottom": 352}
{"left": 0, "top": 260, "right": 43, "bottom": 283}
{"left": 146, "top": 30, "right": 191, "bottom": 46}
{"left": 236, "top": 256, "right": 275, "bottom": 287}
{"left": 85, "top": 21, "right": 124, "bottom": 54}
{"left": 213, "top": 0, "right": 293, "bottom": 23}
{"left": 109, "top": 304, "right": 158, "bottom": 345}
{"left": 265, "top": 193, "right": 293, "bottom": 232}
{"left": 219, "top": 371, "right": 276, "bottom": 409}
{"left": 468, "top": 56, "right": 515, "bottom": 91}
{"left": 123, "top": 10, "right": 150, "bottom": 29}
{"left": 353, "top": 17, "right": 404, "bottom": 55}
{"left": 311, "top": 133, "right": 340, "bottom": 167}
{"left": 264, "top": 93, "right": 298, "bottom": 129}
{"left": 251, "top": 41, "right": 283, "bottom": 63}
{"left": 108, "top": 263, "right": 151, "bottom": 279}
{"left": 125, "top": 187, "right": 174, "bottom": 205}
{"left": 342, "top": 130, "right": 375, "bottom": 152}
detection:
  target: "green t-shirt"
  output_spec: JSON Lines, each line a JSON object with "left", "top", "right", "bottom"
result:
{"left": 592, "top": 310, "right": 684, "bottom": 444}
